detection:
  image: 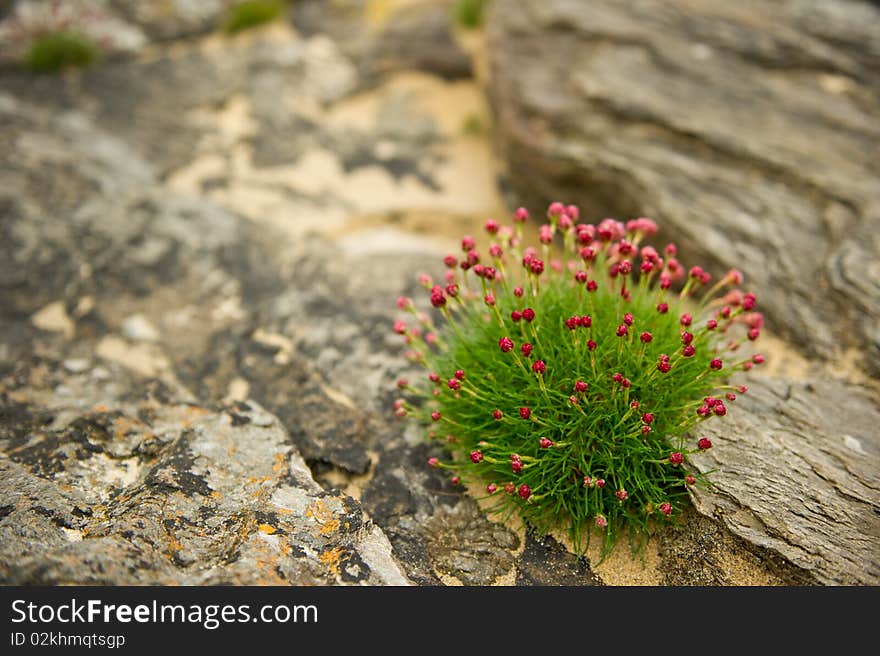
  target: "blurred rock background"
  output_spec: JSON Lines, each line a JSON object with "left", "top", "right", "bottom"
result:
{"left": 0, "top": 0, "right": 877, "bottom": 585}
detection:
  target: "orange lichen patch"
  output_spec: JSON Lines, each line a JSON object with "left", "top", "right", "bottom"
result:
{"left": 210, "top": 490, "right": 223, "bottom": 500}
{"left": 319, "top": 547, "right": 346, "bottom": 577}
{"left": 227, "top": 444, "right": 237, "bottom": 457}
{"left": 92, "top": 404, "right": 112, "bottom": 413}
{"left": 272, "top": 453, "right": 287, "bottom": 477}
{"left": 258, "top": 524, "right": 277, "bottom": 535}
{"left": 305, "top": 499, "right": 341, "bottom": 536}
{"left": 247, "top": 475, "right": 271, "bottom": 485}
{"left": 112, "top": 415, "right": 143, "bottom": 439}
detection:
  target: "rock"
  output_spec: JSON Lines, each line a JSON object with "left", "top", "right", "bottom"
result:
{"left": 0, "top": 360, "right": 409, "bottom": 585}
{"left": 292, "top": 0, "right": 472, "bottom": 80}
{"left": 689, "top": 376, "right": 880, "bottom": 585}
{"left": 486, "top": 0, "right": 880, "bottom": 376}
{"left": 0, "top": 0, "right": 840, "bottom": 586}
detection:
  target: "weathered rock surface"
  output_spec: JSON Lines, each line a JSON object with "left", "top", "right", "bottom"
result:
{"left": 690, "top": 376, "right": 880, "bottom": 585}
{"left": 0, "top": 363, "right": 409, "bottom": 585}
{"left": 487, "top": 0, "right": 880, "bottom": 376}
{"left": 1, "top": 0, "right": 874, "bottom": 586}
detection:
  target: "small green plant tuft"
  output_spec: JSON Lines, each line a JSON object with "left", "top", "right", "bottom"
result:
{"left": 223, "top": 1, "right": 284, "bottom": 35}
{"left": 461, "top": 113, "right": 485, "bottom": 137}
{"left": 25, "top": 31, "right": 99, "bottom": 73}
{"left": 452, "top": 0, "right": 488, "bottom": 30}
{"left": 392, "top": 204, "right": 764, "bottom": 556}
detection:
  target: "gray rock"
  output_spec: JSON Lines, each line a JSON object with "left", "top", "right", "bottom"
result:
{"left": 486, "top": 0, "right": 880, "bottom": 376}
{"left": 0, "top": 361, "right": 409, "bottom": 585}
{"left": 689, "top": 376, "right": 880, "bottom": 585}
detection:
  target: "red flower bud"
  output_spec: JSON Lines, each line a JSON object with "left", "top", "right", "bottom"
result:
{"left": 682, "top": 344, "right": 696, "bottom": 357}
{"left": 431, "top": 411, "right": 441, "bottom": 421}
{"left": 669, "top": 452, "right": 683, "bottom": 465}
{"left": 486, "top": 483, "right": 498, "bottom": 494}
{"left": 532, "top": 360, "right": 546, "bottom": 374}
{"left": 504, "top": 482, "right": 516, "bottom": 495}
{"left": 710, "top": 358, "right": 723, "bottom": 370}
{"left": 539, "top": 437, "right": 553, "bottom": 448}
{"left": 513, "top": 286, "right": 524, "bottom": 297}
{"left": 595, "top": 514, "right": 608, "bottom": 528}
{"left": 595, "top": 479, "right": 605, "bottom": 488}
{"left": 519, "top": 407, "right": 531, "bottom": 419}
{"left": 659, "top": 502, "right": 672, "bottom": 516}
{"left": 521, "top": 342, "right": 533, "bottom": 357}
{"left": 499, "top": 336, "right": 514, "bottom": 352}
{"left": 698, "top": 437, "right": 712, "bottom": 450}
{"left": 461, "top": 235, "right": 475, "bottom": 251}
{"left": 640, "top": 331, "right": 653, "bottom": 343}
{"left": 642, "top": 412, "right": 654, "bottom": 424}
{"left": 574, "top": 380, "right": 588, "bottom": 393}
{"left": 685, "top": 475, "right": 696, "bottom": 485}
{"left": 522, "top": 308, "right": 536, "bottom": 322}
{"left": 616, "top": 489, "right": 629, "bottom": 501}
{"left": 470, "top": 450, "right": 484, "bottom": 463}
{"left": 518, "top": 484, "right": 531, "bottom": 500}
{"left": 657, "top": 302, "right": 669, "bottom": 314}
{"left": 428, "top": 457, "right": 440, "bottom": 468}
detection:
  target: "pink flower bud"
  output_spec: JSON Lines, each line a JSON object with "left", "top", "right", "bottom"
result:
{"left": 669, "top": 452, "right": 683, "bottom": 466}
{"left": 511, "top": 459, "right": 523, "bottom": 473}
{"left": 623, "top": 312, "right": 634, "bottom": 326}
{"left": 682, "top": 345, "right": 696, "bottom": 357}
{"left": 393, "top": 320, "right": 407, "bottom": 334}
{"left": 583, "top": 476, "right": 592, "bottom": 487}
{"left": 685, "top": 475, "right": 696, "bottom": 485}
{"left": 706, "top": 319, "right": 718, "bottom": 330}
{"left": 698, "top": 437, "right": 712, "bottom": 450}
{"left": 642, "top": 413, "right": 654, "bottom": 424}
{"left": 513, "top": 286, "right": 524, "bottom": 297}
{"left": 487, "top": 483, "right": 498, "bottom": 494}
{"left": 511, "top": 310, "right": 522, "bottom": 322}
{"left": 713, "top": 403, "right": 727, "bottom": 416}
{"left": 540, "top": 437, "right": 553, "bottom": 448}
{"left": 521, "top": 342, "right": 533, "bottom": 357}
{"left": 680, "top": 313, "right": 692, "bottom": 327}
{"left": 522, "top": 308, "right": 536, "bottom": 322}
{"left": 493, "top": 409, "right": 503, "bottom": 420}
{"left": 431, "top": 411, "right": 441, "bottom": 421}
{"left": 616, "top": 489, "right": 629, "bottom": 501}
{"left": 428, "top": 457, "right": 440, "bottom": 468}
{"left": 640, "top": 331, "right": 653, "bottom": 343}
{"left": 575, "top": 270, "right": 588, "bottom": 283}
{"left": 519, "top": 407, "right": 531, "bottom": 419}
{"left": 657, "top": 302, "right": 669, "bottom": 314}
{"left": 489, "top": 244, "right": 503, "bottom": 258}
{"left": 451, "top": 476, "right": 461, "bottom": 485}
{"left": 595, "top": 514, "right": 608, "bottom": 528}
{"left": 752, "top": 353, "right": 765, "bottom": 365}
{"left": 470, "top": 450, "right": 484, "bottom": 463}
{"left": 447, "top": 378, "right": 461, "bottom": 390}
{"left": 587, "top": 339, "right": 597, "bottom": 351}
{"left": 499, "top": 336, "right": 514, "bottom": 352}
{"left": 504, "top": 482, "right": 516, "bottom": 495}
{"left": 532, "top": 360, "right": 546, "bottom": 374}
{"left": 616, "top": 324, "right": 628, "bottom": 337}
{"left": 518, "top": 484, "right": 531, "bottom": 500}
{"left": 539, "top": 224, "right": 554, "bottom": 244}
{"left": 484, "top": 294, "right": 496, "bottom": 306}
{"left": 710, "top": 358, "right": 723, "bottom": 370}
{"left": 485, "top": 219, "right": 499, "bottom": 234}
{"left": 461, "top": 235, "right": 475, "bottom": 251}
{"left": 514, "top": 207, "right": 529, "bottom": 222}
{"left": 659, "top": 502, "right": 672, "bottom": 516}
{"left": 574, "top": 380, "right": 588, "bottom": 393}
{"left": 586, "top": 280, "right": 598, "bottom": 292}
